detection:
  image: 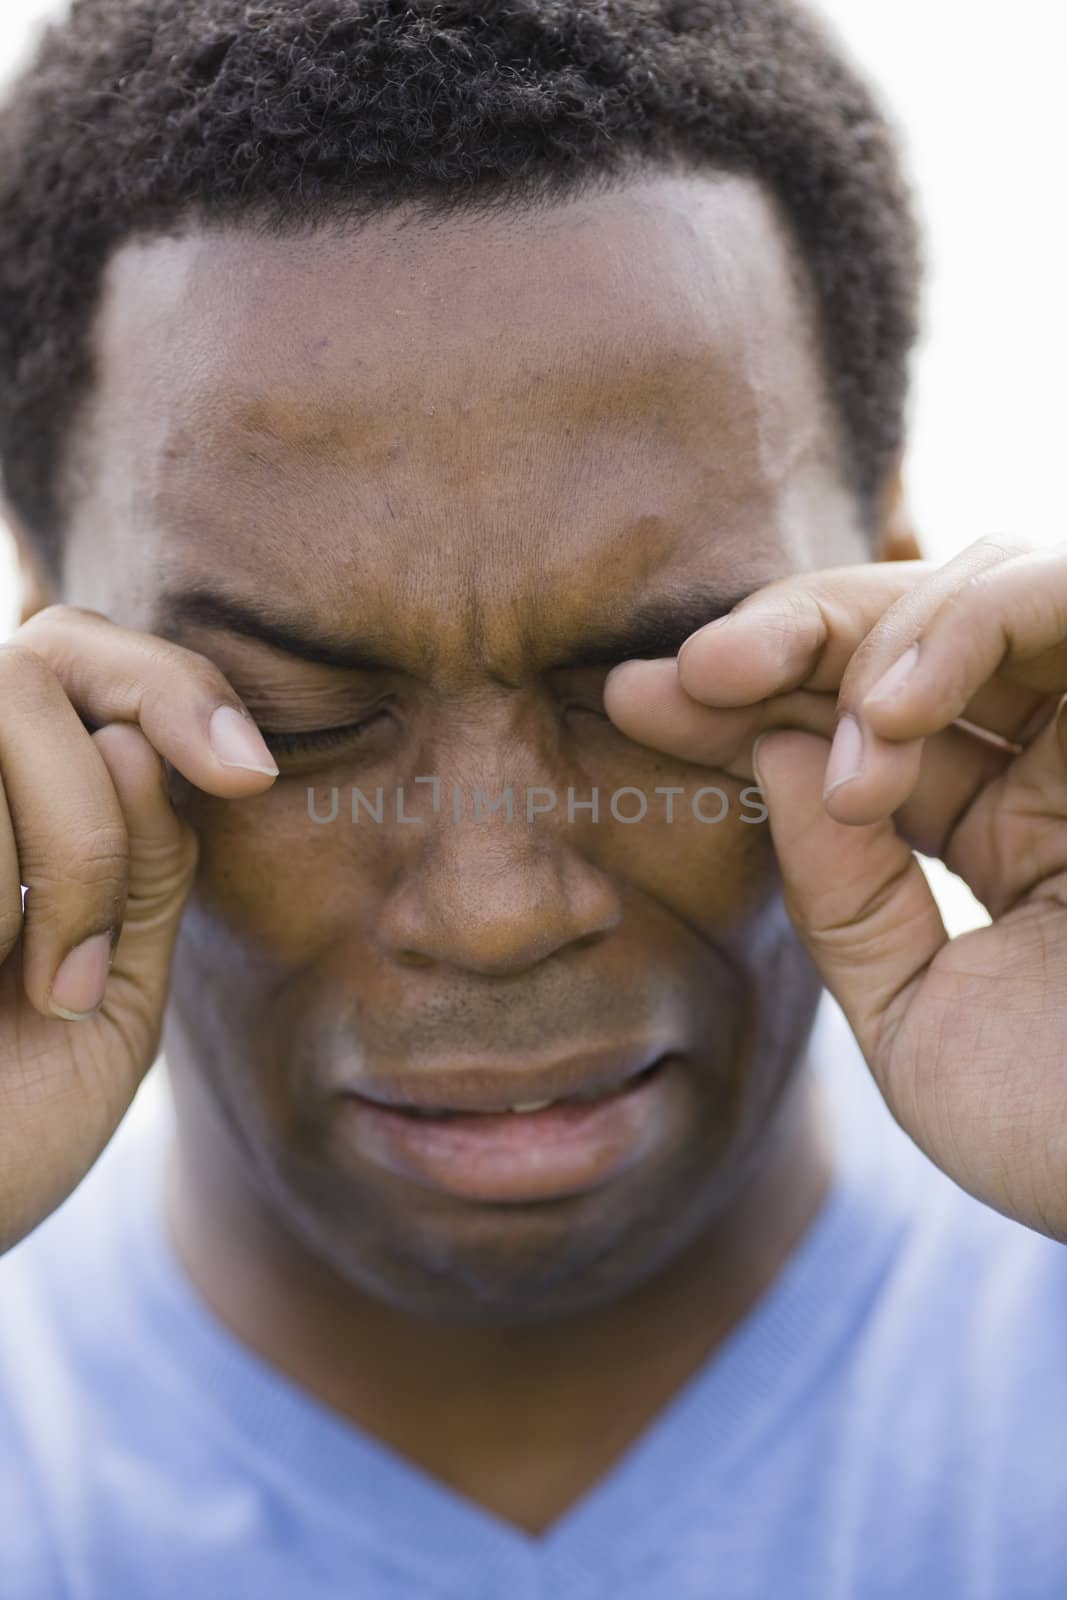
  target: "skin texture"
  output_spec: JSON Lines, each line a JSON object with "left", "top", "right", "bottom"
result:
{"left": 607, "top": 533, "right": 1067, "bottom": 1245}
{"left": 14, "top": 169, "right": 919, "bottom": 1534}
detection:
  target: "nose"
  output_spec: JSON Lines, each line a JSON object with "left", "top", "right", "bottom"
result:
{"left": 374, "top": 778, "right": 623, "bottom": 978}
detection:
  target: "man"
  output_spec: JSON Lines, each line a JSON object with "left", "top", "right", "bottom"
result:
{"left": 0, "top": 1, "right": 1065, "bottom": 1595}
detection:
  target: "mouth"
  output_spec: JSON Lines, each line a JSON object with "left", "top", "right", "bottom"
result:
{"left": 334, "top": 1050, "right": 685, "bottom": 1204}
{"left": 347, "top": 1042, "right": 671, "bottom": 1117}
{"left": 396, "top": 1053, "right": 666, "bottom": 1120}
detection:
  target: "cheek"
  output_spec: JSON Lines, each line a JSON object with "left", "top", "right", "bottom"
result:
{"left": 587, "top": 786, "right": 778, "bottom": 928}
{"left": 568, "top": 736, "right": 778, "bottom": 925}
{"left": 168, "top": 778, "right": 388, "bottom": 962}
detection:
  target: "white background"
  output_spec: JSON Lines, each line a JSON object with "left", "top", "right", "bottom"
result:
{"left": 0, "top": 0, "right": 1063, "bottom": 935}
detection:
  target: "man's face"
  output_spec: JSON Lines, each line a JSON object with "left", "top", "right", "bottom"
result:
{"left": 62, "top": 169, "right": 871, "bottom": 1320}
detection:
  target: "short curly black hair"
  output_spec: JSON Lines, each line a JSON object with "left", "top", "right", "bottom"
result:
{"left": 0, "top": 0, "right": 922, "bottom": 583}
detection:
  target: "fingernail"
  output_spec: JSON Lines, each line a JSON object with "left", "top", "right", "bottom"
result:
{"left": 824, "top": 715, "right": 864, "bottom": 798}
{"left": 50, "top": 932, "right": 113, "bottom": 1020}
{"left": 865, "top": 643, "right": 920, "bottom": 708}
{"left": 209, "top": 706, "right": 279, "bottom": 776}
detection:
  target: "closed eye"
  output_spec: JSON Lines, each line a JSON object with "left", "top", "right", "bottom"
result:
{"left": 257, "top": 710, "right": 390, "bottom": 756}
{"left": 257, "top": 691, "right": 616, "bottom": 762}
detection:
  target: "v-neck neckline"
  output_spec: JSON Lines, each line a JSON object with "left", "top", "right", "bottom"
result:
{"left": 122, "top": 1001, "right": 911, "bottom": 1596}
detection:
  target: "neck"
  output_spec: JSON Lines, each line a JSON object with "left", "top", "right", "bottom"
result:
{"left": 162, "top": 1058, "right": 833, "bottom": 1536}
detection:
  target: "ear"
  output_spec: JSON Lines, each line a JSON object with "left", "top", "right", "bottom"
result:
{"left": 874, "top": 450, "right": 923, "bottom": 563}
{"left": 2, "top": 499, "right": 59, "bottom": 625}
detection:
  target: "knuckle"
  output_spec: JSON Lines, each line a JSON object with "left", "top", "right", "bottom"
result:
{"left": 778, "top": 589, "right": 832, "bottom": 665}
{"left": 75, "top": 825, "right": 130, "bottom": 894}
{"left": 13, "top": 603, "right": 111, "bottom": 665}
{"left": 18, "top": 602, "right": 109, "bottom": 638}
{"left": 736, "top": 586, "right": 826, "bottom": 656}
{"left": 751, "top": 584, "right": 817, "bottom": 628}
{"left": 971, "top": 533, "right": 1033, "bottom": 563}
{"left": 136, "top": 638, "right": 231, "bottom": 708}
{"left": 782, "top": 587, "right": 830, "bottom": 644}
{"left": 938, "top": 567, "right": 1011, "bottom": 653}
{"left": 958, "top": 564, "right": 1002, "bottom": 604}
{"left": 0, "top": 639, "right": 55, "bottom": 684}
{"left": 25, "top": 825, "right": 128, "bottom": 915}
{"left": 0, "top": 902, "right": 23, "bottom": 961}
{"left": 180, "top": 647, "right": 233, "bottom": 700}
{"left": 791, "top": 590, "right": 828, "bottom": 643}
{"left": 0, "top": 641, "right": 60, "bottom": 710}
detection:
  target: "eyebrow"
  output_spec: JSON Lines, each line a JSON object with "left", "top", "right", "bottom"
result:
{"left": 151, "top": 579, "right": 759, "bottom": 675}
{"left": 153, "top": 585, "right": 402, "bottom": 674}
{"left": 545, "top": 586, "right": 754, "bottom": 670}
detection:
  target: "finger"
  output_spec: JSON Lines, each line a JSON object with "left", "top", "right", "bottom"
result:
{"left": 605, "top": 539, "right": 1031, "bottom": 825}
{"left": 603, "top": 657, "right": 838, "bottom": 775}
{"left": 12, "top": 605, "right": 279, "bottom": 796}
{"left": 861, "top": 545, "right": 1067, "bottom": 741}
{"left": 670, "top": 559, "right": 930, "bottom": 707}
{"left": 90, "top": 723, "right": 199, "bottom": 1072}
{"left": 942, "top": 693, "right": 1067, "bottom": 916}
{"left": 825, "top": 543, "right": 1064, "bottom": 825}
{"left": 875, "top": 725, "right": 1018, "bottom": 860}
{"left": 0, "top": 648, "right": 130, "bottom": 1019}
{"left": 666, "top": 536, "right": 1032, "bottom": 714}
{"left": 603, "top": 650, "right": 1031, "bottom": 852}
{"left": 0, "top": 772, "right": 22, "bottom": 967}
{"left": 752, "top": 729, "right": 947, "bottom": 1078}
{"left": 606, "top": 541, "right": 1058, "bottom": 846}
{"left": 0, "top": 728, "right": 198, "bottom": 1256}
{"left": 820, "top": 697, "right": 1060, "bottom": 835}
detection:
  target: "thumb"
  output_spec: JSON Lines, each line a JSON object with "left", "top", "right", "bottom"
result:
{"left": 90, "top": 723, "right": 199, "bottom": 1073}
{"left": 752, "top": 729, "right": 948, "bottom": 1070}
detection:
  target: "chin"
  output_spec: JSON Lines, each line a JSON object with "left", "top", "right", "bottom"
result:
{"left": 281, "top": 1144, "right": 729, "bottom": 1324}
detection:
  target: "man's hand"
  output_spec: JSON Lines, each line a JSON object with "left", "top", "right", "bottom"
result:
{"left": 604, "top": 536, "right": 1067, "bottom": 1241}
{"left": 0, "top": 605, "right": 278, "bottom": 1256}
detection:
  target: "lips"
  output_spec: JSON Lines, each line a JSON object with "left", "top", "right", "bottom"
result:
{"left": 401, "top": 1058, "right": 665, "bottom": 1120}
{"left": 343, "top": 1042, "right": 672, "bottom": 1118}
{"left": 333, "top": 1051, "right": 686, "bottom": 1203}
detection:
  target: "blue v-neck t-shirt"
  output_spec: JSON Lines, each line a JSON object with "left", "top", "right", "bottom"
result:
{"left": 3, "top": 992, "right": 1067, "bottom": 1599}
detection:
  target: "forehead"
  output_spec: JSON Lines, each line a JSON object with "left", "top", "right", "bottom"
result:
{"left": 66, "top": 168, "right": 863, "bottom": 650}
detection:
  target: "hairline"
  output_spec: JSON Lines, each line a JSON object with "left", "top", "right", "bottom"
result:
{"left": 60, "top": 150, "right": 859, "bottom": 576}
